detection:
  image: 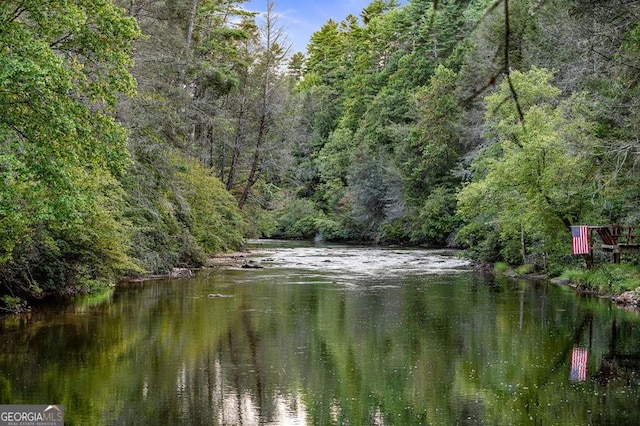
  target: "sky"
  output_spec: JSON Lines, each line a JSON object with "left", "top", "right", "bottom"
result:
{"left": 243, "top": 0, "right": 394, "bottom": 54}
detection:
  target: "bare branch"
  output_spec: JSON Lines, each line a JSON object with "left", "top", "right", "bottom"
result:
{"left": 503, "top": 0, "right": 525, "bottom": 124}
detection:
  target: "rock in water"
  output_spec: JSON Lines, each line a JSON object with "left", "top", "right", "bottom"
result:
{"left": 241, "top": 260, "right": 263, "bottom": 269}
{"left": 614, "top": 291, "right": 640, "bottom": 307}
{"left": 170, "top": 268, "right": 194, "bottom": 278}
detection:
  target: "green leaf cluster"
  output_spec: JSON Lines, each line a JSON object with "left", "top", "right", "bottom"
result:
{"left": 0, "top": 1, "right": 142, "bottom": 305}
{"left": 274, "top": 0, "right": 640, "bottom": 276}
{"left": 457, "top": 68, "right": 596, "bottom": 265}
{"left": 561, "top": 264, "right": 640, "bottom": 295}
{"left": 277, "top": 0, "right": 485, "bottom": 244}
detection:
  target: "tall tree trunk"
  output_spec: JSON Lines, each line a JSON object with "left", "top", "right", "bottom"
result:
{"left": 186, "top": 0, "right": 198, "bottom": 49}
{"left": 180, "top": 0, "right": 198, "bottom": 88}
{"left": 237, "top": 2, "right": 286, "bottom": 208}
{"left": 226, "top": 95, "right": 246, "bottom": 191}
{"left": 238, "top": 115, "right": 267, "bottom": 208}
{"left": 207, "top": 125, "right": 215, "bottom": 169}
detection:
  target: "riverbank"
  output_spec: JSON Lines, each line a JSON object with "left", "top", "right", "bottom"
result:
{"left": 484, "top": 262, "right": 640, "bottom": 311}
{"left": 124, "top": 250, "right": 266, "bottom": 283}
{"left": 206, "top": 250, "right": 266, "bottom": 268}
{"left": 130, "top": 247, "right": 640, "bottom": 311}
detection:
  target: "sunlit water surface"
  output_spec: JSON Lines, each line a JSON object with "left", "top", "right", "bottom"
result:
{"left": 1, "top": 242, "right": 640, "bottom": 425}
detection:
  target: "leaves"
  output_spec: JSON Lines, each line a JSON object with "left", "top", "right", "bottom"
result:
{"left": 0, "top": 0, "right": 140, "bottom": 299}
{"left": 458, "top": 67, "right": 599, "bottom": 265}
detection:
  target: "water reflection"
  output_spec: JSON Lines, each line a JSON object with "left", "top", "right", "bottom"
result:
{"left": 1, "top": 247, "right": 640, "bottom": 425}
{"left": 570, "top": 347, "right": 588, "bottom": 382}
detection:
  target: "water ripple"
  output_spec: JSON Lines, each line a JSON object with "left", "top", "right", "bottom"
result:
{"left": 256, "top": 245, "right": 472, "bottom": 277}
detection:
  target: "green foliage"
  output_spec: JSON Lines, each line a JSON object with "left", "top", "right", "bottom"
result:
{"left": 124, "top": 147, "right": 245, "bottom": 273}
{"left": 494, "top": 262, "right": 509, "bottom": 273}
{"left": 347, "top": 144, "right": 405, "bottom": 240}
{"left": 0, "top": 0, "right": 141, "bottom": 304}
{"left": 455, "top": 220, "right": 502, "bottom": 263}
{"left": 174, "top": 156, "right": 246, "bottom": 254}
{"left": 457, "top": 68, "right": 598, "bottom": 268}
{"left": 317, "top": 128, "right": 355, "bottom": 186}
{"left": 284, "top": 0, "right": 475, "bottom": 244}
{"left": 272, "top": 199, "right": 321, "bottom": 239}
{"left": 113, "top": 0, "right": 257, "bottom": 273}
{"left": 306, "top": 20, "right": 342, "bottom": 77}
{"left": 239, "top": 180, "right": 302, "bottom": 240}
{"left": 377, "top": 219, "right": 407, "bottom": 243}
{"left": 561, "top": 264, "right": 640, "bottom": 295}
{"left": 410, "top": 186, "right": 460, "bottom": 245}
{"left": 271, "top": 198, "right": 344, "bottom": 240}
{"left": 401, "top": 65, "right": 462, "bottom": 206}
{"left": 516, "top": 263, "right": 535, "bottom": 275}
{"left": 273, "top": 0, "right": 640, "bottom": 282}
{"left": 0, "top": 295, "right": 27, "bottom": 313}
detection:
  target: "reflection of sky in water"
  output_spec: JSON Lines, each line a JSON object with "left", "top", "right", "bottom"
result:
{"left": 257, "top": 246, "right": 472, "bottom": 276}
{"left": 217, "top": 391, "right": 308, "bottom": 425}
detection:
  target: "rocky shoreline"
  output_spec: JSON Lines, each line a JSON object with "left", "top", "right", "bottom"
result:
{"left": 124, "top": 250, "right": 266, "bottom": 283}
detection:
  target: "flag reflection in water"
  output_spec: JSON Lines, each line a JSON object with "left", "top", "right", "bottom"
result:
{"left": 570, "top": 347, "right": 588, "bottom": 382}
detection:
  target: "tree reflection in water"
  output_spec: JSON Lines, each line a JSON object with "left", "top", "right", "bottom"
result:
{"left": 1, "top": 247, "right": 640, "bottom": 425}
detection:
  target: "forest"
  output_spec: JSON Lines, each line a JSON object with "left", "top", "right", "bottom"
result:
{"left": 1, "top": 0, "right": 640, "bottom": 310}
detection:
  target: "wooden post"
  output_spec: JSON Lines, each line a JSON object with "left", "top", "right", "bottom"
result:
{"left": 585, "top": 227, "right": 593, "bottom": 269}
{"left": 583, "top": 253, "right": 593, "bottom": 270}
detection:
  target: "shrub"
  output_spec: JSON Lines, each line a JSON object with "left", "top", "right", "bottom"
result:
{"left": 494, "top": 262, "right": 509, "bottom": 272}
{"left": 174, "top": 157, "right": 246, "bottom": 253}
{"left": 271, "top": 199, "right": 322, "bottom": 239}
{"left": 516, "top": 263, "right": 535, "bottom": 275}
{"left": 411, "top": 187, "right": 460, "bottom": 246}
{"left": 0, "top": 295, "right": 27, "bottom": 313}
{"left": 561, "top": 264, "right": 640, "bottom": 295}
{"left": 270, "top": 198, "right": 348, "bottom": 240}
{"left": 314, "top": 215, "right": 344, "bottom": 240}
{"left": 125, "top": 152, "right": 245, "bottom": 274}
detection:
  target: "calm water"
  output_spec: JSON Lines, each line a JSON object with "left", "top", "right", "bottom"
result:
{"left": 1, "top": 244, "right": 640, "bottom": 425}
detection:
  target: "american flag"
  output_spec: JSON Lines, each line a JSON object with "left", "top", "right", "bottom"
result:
{"left": 571, "top": 226, "right": 590, "bottom": 255}
{"left": 570, "top": 346, "right": 588, "bottom": 382}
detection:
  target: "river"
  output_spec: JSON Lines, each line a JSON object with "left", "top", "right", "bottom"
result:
{"left": 1, "top": 242, "right": 640, "bottom": 425}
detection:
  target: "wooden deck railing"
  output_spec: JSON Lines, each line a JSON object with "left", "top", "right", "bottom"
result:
{"left": 589, "top": 225, "right": 640, "bottom": 263}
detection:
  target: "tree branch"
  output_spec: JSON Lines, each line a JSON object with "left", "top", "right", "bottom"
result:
{"left": 504, "top": 0, "right": 525, "bottom": 124}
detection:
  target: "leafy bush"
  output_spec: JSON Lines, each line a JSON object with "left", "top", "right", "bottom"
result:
{"left": 494, "top": 262, "right": 509, "bottom": 272}
{"left": 124, "top": 151, "right": 245, "bottom": 273}
{"left": 516, "top": 263, "right": 535, "bottom": 275}
{"left": 314, "top": 215, "right": 344, "bottom": 240}
{"left": 175, "top": 157, "right": 246, "bottom": 254}
{"left": 271, "top": 199, "right": 321, "bottom": 239}
{"left": 1, "top": 179, "right": 141, "bottom": 304}
{"left": 379, "top": 219, "right": 410, "bottom": 244}
{"left": 455, "top": 221, "right": 502, "bottom": 263}
{"left": 410, "top": 187, "right": 460, "bottom": 246}
{"left": 561, "top": 264, "right": 640, "bottom": 295}
{"left": 270, "top": 198, "right": 346, "bottom": 240}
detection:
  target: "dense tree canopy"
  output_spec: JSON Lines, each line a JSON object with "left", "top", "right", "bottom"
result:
{"left": 0, "top": 0, "right": 141, "bottom": 307}
{"left": 2, "top": 0, "right": 640, "bottom": 309}
{"left": 271, "top": 0, "right": 640, "bottom": 270}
